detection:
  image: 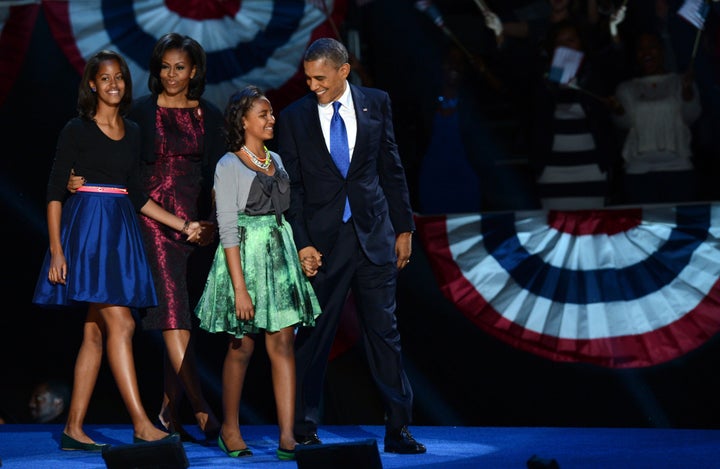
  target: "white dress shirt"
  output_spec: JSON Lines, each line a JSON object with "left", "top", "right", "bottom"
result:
{"left": 318, "top": 81, "right": 357, "bottom": 163}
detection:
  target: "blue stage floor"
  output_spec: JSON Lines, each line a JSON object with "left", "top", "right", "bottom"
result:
{"left": 1, "top": 424, "right": 718, "bottom": 468}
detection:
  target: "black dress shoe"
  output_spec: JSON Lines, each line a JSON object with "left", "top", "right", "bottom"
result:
{"left": 294, "top": 432, "right": 322, "bottom": 445}
{"left": 155, "top": 417, "right": 198, "bottom": 443}
{"left": 384, "top": 426, "right": 426, "bottom": 454}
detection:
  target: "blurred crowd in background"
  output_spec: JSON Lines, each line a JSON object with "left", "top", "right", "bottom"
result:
{"left": 367, "top": 0, "right": 720, "bottom": 214}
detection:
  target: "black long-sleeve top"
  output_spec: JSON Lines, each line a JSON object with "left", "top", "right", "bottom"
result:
{"left": 45, "top": 117, "right": 148, "bottom": 210}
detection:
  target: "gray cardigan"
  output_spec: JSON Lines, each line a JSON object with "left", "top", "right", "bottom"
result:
{"left": 213, "top": 150, "right": 287, "bottom": 248}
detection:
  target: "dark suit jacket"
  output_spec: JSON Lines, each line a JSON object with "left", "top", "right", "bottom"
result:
{"left": 277, "top": 83, "right": 415, "bottom": 265}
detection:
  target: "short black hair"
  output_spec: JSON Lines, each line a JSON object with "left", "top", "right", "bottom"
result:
{"left": 304, "top": 37, "right": 349, "bottom": 69}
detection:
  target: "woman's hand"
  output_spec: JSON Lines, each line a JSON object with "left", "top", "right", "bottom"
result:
{"left": 182, "top": 221, "right": 203, "bottom": 243}
{"left": 603, "top": 95, "right": 625, "bottom": 115}
{"left": 196, "top": 221, "right": 217, "bottom": 246}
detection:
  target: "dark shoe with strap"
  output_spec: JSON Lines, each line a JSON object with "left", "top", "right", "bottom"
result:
{"left": 294, "top": 432, "right": 322, "bottom": 445}
{"left": 155, "top": 416, "right": 198, "bottom": 443}
{"left": 384, "top": 426, "right": 426, "bottom": 454}
{"left": 277, "top": 446, "right": 296, "bottom": 460}
{"left": 217, "top": 434, "right": 253, "bottom": 457}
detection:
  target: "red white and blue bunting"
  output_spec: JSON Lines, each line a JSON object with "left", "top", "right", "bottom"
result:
{"left": 415, "top": 204, "right": 720, "bottom": 368}
{"left": 0, "top": 0, "right": 347, "bottom": 110}
{"left": 0, "top": 2, "right": 40, "bottom": 107}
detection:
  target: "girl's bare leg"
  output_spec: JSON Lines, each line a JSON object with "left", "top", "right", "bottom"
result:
{"left": 266, "top": 327, "right": 298, "bottom": 451}
{"left": 220, "top": 336, "right": 254, "bottom": 450}
{"left": 100, "top": 304, "right": 168, "bottom": 442}
{"left": 63, "top": 303, "right": 105, "bottom": 443}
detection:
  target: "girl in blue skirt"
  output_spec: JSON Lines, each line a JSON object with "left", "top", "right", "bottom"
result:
{"left": 33, "top": 50, "right": 206, "bottom": 450}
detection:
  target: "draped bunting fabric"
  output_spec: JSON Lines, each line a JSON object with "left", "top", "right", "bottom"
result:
{"left": 414, "top": 204, "right": 720, "bottom": 369}
{"left": 0, "top": 2, "right": 40, "bottom": 107}
{"left": 0, "top": 0, "right": 347, "bottom": 110}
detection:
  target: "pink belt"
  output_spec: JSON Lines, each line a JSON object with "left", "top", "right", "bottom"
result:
{"left": 76, "top": 185, "right": 128, "bottom": 194}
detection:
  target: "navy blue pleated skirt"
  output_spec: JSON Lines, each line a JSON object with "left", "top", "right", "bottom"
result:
{"left": 33, "top": 185, "right": 158, "bottom": 308}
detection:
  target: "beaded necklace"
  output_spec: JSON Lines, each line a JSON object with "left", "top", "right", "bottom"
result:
{"left": 242, "top": 145, "right": 272, "bottom": 170}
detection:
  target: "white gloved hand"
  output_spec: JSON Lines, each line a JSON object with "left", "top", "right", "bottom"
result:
{"left": 483, "top": 11, "right": 503, "bottom": 37}
{"left": 609, "top": 5, "right": 627, "bottom": 38}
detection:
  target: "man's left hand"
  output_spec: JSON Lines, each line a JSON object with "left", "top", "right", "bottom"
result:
{"left": 395, "top": 231, "right": 412, "bottom": 270}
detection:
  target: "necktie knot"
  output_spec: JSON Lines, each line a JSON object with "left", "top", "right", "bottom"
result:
{"left": 332, "top": 101, "right": 341, "bottom": 117}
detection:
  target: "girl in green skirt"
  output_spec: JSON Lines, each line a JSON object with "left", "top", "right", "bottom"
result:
{"left": 195, "top": 85, "right": 321, "bottom": 460}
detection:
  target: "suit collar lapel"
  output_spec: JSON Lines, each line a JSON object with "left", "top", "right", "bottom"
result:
{"left": 350, "top": 85, "right": 369, "bottom": 160}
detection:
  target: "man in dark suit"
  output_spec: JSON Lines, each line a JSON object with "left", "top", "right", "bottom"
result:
{"left": 276, "top": 37, "right": 425, "bottom": 455}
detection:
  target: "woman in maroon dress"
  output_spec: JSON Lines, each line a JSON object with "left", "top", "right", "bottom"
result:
{"left": 131, "top": 33, "right": 224, "bottom": 442}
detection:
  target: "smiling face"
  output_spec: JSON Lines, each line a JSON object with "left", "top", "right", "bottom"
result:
{"left": 89, "top": 59, "right": 125, "bottom": 107}
{"left": 242, "top": 96, "right": 275, "bottom": 145}
{"left": 303, "top": 57, "right": 349, "bottom": 105}
{"left": 159, "top": 48, "right": 196, "bottom": 98}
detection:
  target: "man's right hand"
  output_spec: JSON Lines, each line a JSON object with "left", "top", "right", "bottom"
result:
{"left": 67, "top": 169, "right": 85, "bottom": 193}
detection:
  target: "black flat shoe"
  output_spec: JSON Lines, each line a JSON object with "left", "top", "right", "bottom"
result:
{"left": 156, "top": 415, "right": 199, "bottom": 443}
{"left": 61, "top": 432, "right": 108, "bottom": 452}
{"left": 277, "top": 446, "right": 296, "bottom": 460}
{"left": 217, "top": 434, "right": 252, "bottom": 457}
{"left": 133, "top": 432, "right": 180, "bottom": 444}
{"left": 384, "top": 426, "right": 426, "bottom": 454}
{"left": 294, "top": 432, "right": 322, "bottom": 445}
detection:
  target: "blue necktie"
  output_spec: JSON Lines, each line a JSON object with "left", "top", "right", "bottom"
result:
{"left": 330, "top": 101, "right": 352, "bottom": 222}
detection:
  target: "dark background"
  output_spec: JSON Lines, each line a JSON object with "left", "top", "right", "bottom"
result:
{"left": 3, "top": 0, "right": 720, "bottom": 430}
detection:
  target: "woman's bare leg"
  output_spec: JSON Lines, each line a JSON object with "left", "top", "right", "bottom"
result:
{"left": 160, "top": 328, "right": 219, "bottom": 434}
{"left": 157, "top": 360, "right": 178, "bottom": 431}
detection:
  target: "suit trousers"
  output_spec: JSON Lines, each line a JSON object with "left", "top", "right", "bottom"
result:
{"left": 294, "top": 221, "right": 414, "bottom": 435}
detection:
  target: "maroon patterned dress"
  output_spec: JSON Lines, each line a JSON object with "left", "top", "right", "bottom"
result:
{"left": 140, "top": 106, "right": 205, "bottom": 330}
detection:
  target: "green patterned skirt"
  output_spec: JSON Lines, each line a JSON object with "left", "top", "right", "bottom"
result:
{"left": 195, "top": 213, "right": 321, "bottom": 338}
